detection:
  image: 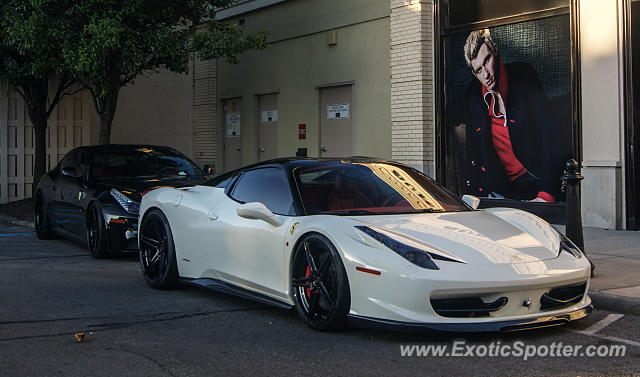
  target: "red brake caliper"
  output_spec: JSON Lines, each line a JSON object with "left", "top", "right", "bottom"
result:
{"left": 305, "top": 265, "right": 311, "bottom": 298}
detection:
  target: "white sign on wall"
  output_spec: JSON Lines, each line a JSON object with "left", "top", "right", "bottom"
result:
{"left": 225, "top": 112, "right": 241, "bottom": 136}
{"left": 261, "top": 110, "right": 278, "bottom": 123}
{"left": 327, "top": 104, "right": 350, "bottom": 119}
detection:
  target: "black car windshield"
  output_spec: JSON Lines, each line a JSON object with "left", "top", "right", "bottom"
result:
{"left": 294, "top": 162, "right": 469, "bottom": 215}
{"left": 91, "top": 147, "right": 203, "bottom": 178}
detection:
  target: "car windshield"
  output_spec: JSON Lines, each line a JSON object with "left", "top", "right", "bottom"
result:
{"left": 294, "top": 162, "right": 469, "bottom": 215}
{"left": 91, "top": 147, "right": 203, "bottom": 178}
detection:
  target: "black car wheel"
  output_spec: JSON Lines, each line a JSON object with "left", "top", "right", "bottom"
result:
{"left": 34, "top": 193, "right": 53, "bottom": 240}
{"left": 139, "top": 209, "right": 178, "bottom": 289}
{"left": 292, "top": 233, "right": 350, "bottom": 331}
{"left": 86, "top": 204, "right": 111, "bottom": 259}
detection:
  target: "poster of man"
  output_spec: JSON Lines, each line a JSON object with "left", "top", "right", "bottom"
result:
{"left": 448, "top": 28, "right": 572, "bottom": 203}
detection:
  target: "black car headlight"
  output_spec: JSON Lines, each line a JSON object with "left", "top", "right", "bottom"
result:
{"left": 110, "top": 189, "right": 140, "bottom": 214}
{"left": 355, "top": 225, "right": 439, "bottom": 270}
{"left": 558, "top": 233, "right": 583, "bottom": 258}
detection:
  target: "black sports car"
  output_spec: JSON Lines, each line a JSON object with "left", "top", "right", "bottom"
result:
{"left": 34, "top": 144, "right": 208, "bottom": 258}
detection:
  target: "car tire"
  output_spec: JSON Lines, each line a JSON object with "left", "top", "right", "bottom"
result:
{"left": 139, "top": 209, "right": 179, "bottom": 290}
{"left": 86, "top": 203, "right": 111, "bottom": 259}
{"left": 291, "top": 233, "right": 350, "bottom": 331}
{"left": 34, "top": 193, "right": 53, "bottom": 240}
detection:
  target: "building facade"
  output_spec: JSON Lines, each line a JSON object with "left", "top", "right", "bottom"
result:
{"left": 1, "top": 0, "right": 638, "bottom": 231}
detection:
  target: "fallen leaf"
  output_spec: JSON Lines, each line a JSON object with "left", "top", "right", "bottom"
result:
{"left": 74, "top": 332, "right": 86, "bottom": 343}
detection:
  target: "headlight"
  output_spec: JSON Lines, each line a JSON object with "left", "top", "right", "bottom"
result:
{"left": 356, "top": 225, "right": 439, "bottom": 270}
{"left": 110, "top": 189, "right": 140, "bottom": 214}
{"left": 558, "top": 233, "right": 583, "bottom": 258}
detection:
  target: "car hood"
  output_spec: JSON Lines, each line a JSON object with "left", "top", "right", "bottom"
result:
{"left": 349, "top": 208, "right": 561, "bottom": 265}
{"left": 94, "top": 177, "right": 205, "bottom": 202}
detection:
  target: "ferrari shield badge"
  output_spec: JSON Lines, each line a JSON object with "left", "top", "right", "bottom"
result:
{"left": 290, "top": 222, "right": 299, "bottom": 235}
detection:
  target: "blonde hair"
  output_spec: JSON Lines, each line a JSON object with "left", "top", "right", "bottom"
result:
{"left": 464, "top": 29, "right": 498, "bottom": 67}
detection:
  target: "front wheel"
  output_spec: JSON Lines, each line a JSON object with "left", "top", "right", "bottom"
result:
{"left": 86, "top": 204, "right": 111, "bottom": 259}
{"left": 138, "top": 209, "right": 178, "bottom": 289}
{"left": 291, "top": 233, "right": 350, "bottom": 331}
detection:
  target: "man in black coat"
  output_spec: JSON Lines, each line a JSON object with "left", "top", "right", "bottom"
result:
{"left": 451, "top": 29, "right": 570, "bottom": 202}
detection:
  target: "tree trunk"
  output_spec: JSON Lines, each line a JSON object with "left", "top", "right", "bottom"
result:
{"left": 32, "top": 121, "right": 48, "bottom": 198}
{"left": 23, "top": 79, "right": 50, "bottom": 199}
{"left": 97, "top": 91, "right": 119, "bottom": 144}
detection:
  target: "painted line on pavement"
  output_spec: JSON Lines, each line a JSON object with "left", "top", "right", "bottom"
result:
{"left": 0, "top": 232, "right": 35, "bottom": 237}
{"left": 570, "top": 313, "right": 640, "bottom": 348}
{"left": 581, "top": 313, "right": 625, "bottom": 335}
{"left": 570, "top": 329, "right": 640, "bottom": 348}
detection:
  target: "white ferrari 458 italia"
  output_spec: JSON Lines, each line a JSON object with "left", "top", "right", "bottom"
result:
{"left": 138, "top": 158, "right": 592, "bottom": 331}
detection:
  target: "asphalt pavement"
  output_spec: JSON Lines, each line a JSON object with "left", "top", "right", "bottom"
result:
{"left": 0, "top": 215, "right": 639, "bottom": 376}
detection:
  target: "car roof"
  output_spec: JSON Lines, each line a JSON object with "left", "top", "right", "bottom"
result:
{"left": 233, "top": 156, "right": 402, "bottom": 172}
{"left": 75, "top": 144, "right": 181, "bottom": 154}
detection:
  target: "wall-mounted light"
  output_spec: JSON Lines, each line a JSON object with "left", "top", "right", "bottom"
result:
{"left": 327, "top": 30, "right": 338, "bottom": 46}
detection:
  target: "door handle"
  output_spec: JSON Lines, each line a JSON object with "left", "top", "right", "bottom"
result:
{"left": 258, "top": 147, "right": 265, "bottom": 152}
{"left": 320, "top": 146, "right": 327, "bottom": 152}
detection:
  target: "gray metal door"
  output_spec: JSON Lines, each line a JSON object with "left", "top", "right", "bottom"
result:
{"left": 319, "top": 85, "right": 353, "bottom": 158}
{"left": 258, "top": 93, "right": 278, "bottom": 162}
{"left": 223, "top": 98, "right": 242, "bottom": 171}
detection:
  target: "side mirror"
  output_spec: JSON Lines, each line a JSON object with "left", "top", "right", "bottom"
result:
{"left": 61, "top": 166, "right": 81, "bottom": 178}
{"left": 203, "top": 164, "right": 216, "bottom": 176}
{"left": 462, "top": 194, "right": 480, "bottom": 210}
{"left": 237, "top": 202, "right": 283, "bottom": 227}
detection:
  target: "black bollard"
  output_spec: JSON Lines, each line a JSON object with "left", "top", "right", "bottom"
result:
{"left": 561, "top": 159, "right": 593, "bottom": 274}
{"left": 561, "top": 159, "right": 584, "bottom": 250}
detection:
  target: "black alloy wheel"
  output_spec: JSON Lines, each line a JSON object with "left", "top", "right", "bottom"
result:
{"left": 34, "top": 194, "right": 52, "bottom": 240}
{"left": 86, "top": 204, "right": 110, "bottom": 258}
{"left": 292, "top": 233, "right": 350, "bottom": 331}
{"left": 139, "top": 209, "right": 178, "bottom": 289}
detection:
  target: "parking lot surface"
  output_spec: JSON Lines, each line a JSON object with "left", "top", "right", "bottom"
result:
{"left": 0, "top": 219, "right": 638, "bottom": 376}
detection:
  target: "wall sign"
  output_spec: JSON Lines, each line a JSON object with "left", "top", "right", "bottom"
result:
{"left": 298, "top": 123, "right": 307, "bottom": 139}
{"left": 261, "top": 110, "right": 278, "bottom": 123}
{"left": 225, "top": 112, "right": 241, "bottom": 136}
{"left": 327, "top": 104, "right": 350, "bottom": 119}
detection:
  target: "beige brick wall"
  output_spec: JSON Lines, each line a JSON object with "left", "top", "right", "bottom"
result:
{"left": 192, "top": 57, "right": 217, "bottom": 166}
{"left": 390, "top": 0, "right": 434, "bottom": 176}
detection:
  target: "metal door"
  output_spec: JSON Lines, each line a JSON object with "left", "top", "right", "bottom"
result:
{"left": 258, "top": 93, "right": 278, "bottom": 161}
{"left": 319, "top": 85, "right": 353, "bottom": 157}
{"left": 223, "top": 98, "right": 242, "bottom": 171}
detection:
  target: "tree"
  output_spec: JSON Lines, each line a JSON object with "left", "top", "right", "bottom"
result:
{"left": 65, "top": 0, "right": 269, "bottom": 144}
{"left": 0, "top": 0, "right": 77, "bottom": 197}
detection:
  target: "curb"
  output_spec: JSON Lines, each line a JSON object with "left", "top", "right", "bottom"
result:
{"left": 589, "top": 291, "right": 640, "bottom": 316}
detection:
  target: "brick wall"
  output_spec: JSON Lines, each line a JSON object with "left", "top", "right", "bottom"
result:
{"left": 192, "top": 56, "right": 217, "bottom": 166}
{"left": 390, "top": 0, "right": 434, "bottom": 176}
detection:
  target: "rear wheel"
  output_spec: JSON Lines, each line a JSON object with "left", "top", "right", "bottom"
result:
{"left": 34, "top": 194, "right": 52, "bottom": 240}
{"left": 139, "top": 209, "right": 178, "bottom": 289}
{"left": 292, "top": 233, "right": 350, "bottom": 331}
{"left": 86, "top": 204, "right": 110, "bottom": 259}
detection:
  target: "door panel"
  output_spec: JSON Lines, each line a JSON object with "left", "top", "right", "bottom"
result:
{"left": 223, "top": 98, "right": 242, "bottom": 171}
{"left": 205, "top": 198, "right": 289, "bottom": 296}
{"left": 320, "top": 85, "right": 353, "bottom": 157}
{"left": 258, "top": 93, "right": 278, "bottom": 161}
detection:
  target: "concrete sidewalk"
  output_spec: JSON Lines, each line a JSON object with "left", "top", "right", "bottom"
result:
{"left": 581, "top": 227, "right": 640, "bottom": 315}
{"left": 2, "top": 213, "right": 639, "bottom": 315}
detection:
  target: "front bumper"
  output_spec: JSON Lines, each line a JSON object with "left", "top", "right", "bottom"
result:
{"left": 349, "top": 303, "right": 593, "bottom": 332}
{"left": 105, "top": 214, "right": 138, "bottom": 252}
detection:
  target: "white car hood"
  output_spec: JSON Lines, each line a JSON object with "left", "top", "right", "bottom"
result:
{"left": 350, "top": 208, "right": 561, "bottom": 265}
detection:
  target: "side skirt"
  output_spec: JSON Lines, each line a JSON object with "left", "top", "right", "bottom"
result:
{"left": 180, "top": 277, "right": 293, "bottom": 310}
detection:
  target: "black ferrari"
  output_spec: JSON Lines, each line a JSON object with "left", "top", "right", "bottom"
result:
{"left": 34, "top": 144, "right": 208, "bottom": 258}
